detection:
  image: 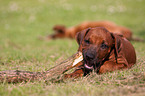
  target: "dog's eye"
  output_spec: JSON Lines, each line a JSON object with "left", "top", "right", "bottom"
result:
{"left": 101, "top": 43, "right": 108, "bottom": 49}
{"left": 84, "top": 40, "right": 90, "bottom": 44}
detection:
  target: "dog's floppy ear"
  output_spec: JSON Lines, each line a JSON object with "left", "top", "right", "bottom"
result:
{"left": 110, "top": 33, "right": 122, "bottom": 62}
{"left": 75, "top": 28, "right": 91, "bottom": 45}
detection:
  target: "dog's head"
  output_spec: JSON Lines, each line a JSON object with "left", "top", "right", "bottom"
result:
{"left": 76, "top": 27, "right": 121, "bottom": 70}
{"left": 50, "top": 25, "right": 67, "bottom": 38}
{"left": 53, "top": 25, "right": 66, "bottom": 34}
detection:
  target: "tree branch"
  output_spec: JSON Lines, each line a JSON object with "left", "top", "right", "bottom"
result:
{"left": 0, "top": 52, "right": 83, "bottom": 83}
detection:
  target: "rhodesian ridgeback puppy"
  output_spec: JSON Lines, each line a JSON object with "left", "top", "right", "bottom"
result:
{"left": 48, "top": 21, "right": 143, "bottom": 41}
{"left": 64, "top": 27, "right": 136, "bottom": 78}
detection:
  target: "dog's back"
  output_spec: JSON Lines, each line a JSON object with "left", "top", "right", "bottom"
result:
{"left": 73, "top": 21, "right": 132, "bottom": 40}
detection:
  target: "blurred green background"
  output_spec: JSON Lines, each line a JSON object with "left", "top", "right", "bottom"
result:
{"left": 0, "top": 0, "right": 145, "bottom": 96}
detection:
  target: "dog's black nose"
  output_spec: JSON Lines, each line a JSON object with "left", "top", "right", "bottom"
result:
{"left": 86, "top": 53, "right": 94, "bottom": 60}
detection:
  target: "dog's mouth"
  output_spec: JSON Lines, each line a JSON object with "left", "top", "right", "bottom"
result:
{"left": 84, "top": 63, "right": 93, "bottom": 70}
{"left": 84, "top": 58, "right": 102, "bottom": 70}
{"left": 71, "top": 52, "right": 95, "bottom": 70}
{"left": 83, "top": 58, "right": 94, "bottom": 70}
{"left": 71, "top": 51, "right": 102, "bottom": 70}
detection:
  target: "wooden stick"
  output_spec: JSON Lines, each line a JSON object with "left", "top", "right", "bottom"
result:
{"left": 0, "top": 52, "right": 83, "bottom": 83}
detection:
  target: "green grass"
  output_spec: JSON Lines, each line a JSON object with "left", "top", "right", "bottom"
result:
{"left": 0, "top": 0, "right": 145, "bottom": 96}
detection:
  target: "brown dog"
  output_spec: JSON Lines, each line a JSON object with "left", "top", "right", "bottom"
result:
{"left": 64, "top": 27, "right": 136, "bottom": 78}
{"left": 48, "top": 21, "right": 143, "bottom": 41}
